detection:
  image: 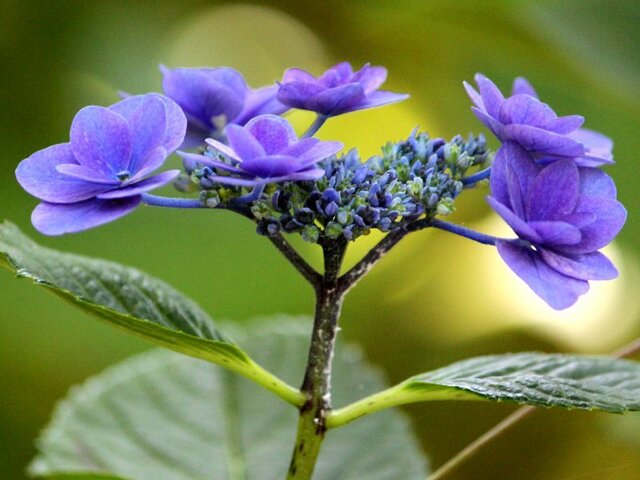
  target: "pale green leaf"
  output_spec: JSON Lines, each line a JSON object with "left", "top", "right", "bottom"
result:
{"left": 31, "top": 318, "right": 428, "bottom": 479}
{"left": 0, "top": 221, "right": 301, "bottom": 405}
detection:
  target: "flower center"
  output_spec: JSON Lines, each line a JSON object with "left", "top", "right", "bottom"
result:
{"left": 116, "top": 170, "right": 131, "bottom": 181}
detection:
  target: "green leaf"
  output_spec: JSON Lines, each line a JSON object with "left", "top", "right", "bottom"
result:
{"left": 0, "top": 221, "right": 302, "bottom": 406}
{"left": 329, "top": 353, "right": 640, "bottom": 428}
{"left": 31, "top": 318, "right": 428, "bottom": 480}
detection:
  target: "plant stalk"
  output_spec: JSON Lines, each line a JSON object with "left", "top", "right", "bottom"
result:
{"left": 286, "top": 239, "right": 347, "bottom": 479}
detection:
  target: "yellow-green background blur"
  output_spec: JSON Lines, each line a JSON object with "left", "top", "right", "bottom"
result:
{"left": 1, "top": 1, "right": 639, "bottom": 479}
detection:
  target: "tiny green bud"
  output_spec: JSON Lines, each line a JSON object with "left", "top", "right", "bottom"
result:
{"left": 301, "top": 225, "right": 320, "bottom": 243}
{"left": 325, "top": 221, "right": 343, "bottom": 239}
{"left": 436, "top": 197, "right": 455, "bottom": 216}
{"left": 201, "top": 191, "right": 220, "bottom": 209}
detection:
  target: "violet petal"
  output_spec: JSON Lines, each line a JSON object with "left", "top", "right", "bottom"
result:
{"left": 351, "top": 65, "right": 388, "bottom": 95}
{"left": 121, "top": 96, "right": 167, "bottom": 171}
{"left": 313, "top": 83, "right": 365, "bottom": 115}
{"left": 504, "top": 124, "right": 585, "bottom": 157}
{"left": 282, "top": 67, "right": 318, "bottom": 84}
{"left": 579, "top": 167, "right": 617, "bottom": 199}
{"left": 356, "top": 90, "right": 410, "bottom": 111}
{"left": 499, "top": 95, "right": 557, "bottom": 129}
{"left": 297, "top": 141, "right": 344, "bottom": 166}
{"left": 205, "top": 138, "right": 243, "bottom": 163}
{"left": 32, "top": 197, "right": 141, "bottom": 236}
{"left": 234, "top": 85, "right": 288, "bottom": 126}
{"left": 463, "top": 81, "right": 485, "bottom": 110}
{"left": 550, "top": 115, "right": 584, "bottom": 134}
{"left": 540, "top": 249, "right": 618, "bottom": 281}
{"left": 471, "top": 107, "right": 505, "bottom": 139}
{"left": 179, "top": 151, "right": 247, "bottom": 175}
{"left": 504, "top": 142, "right": 540, "bottom": 218}
{"left": 277, "top": 82, "right": 326, "bottom": 110}
{"left": 241, "top": 154, "right": 300, "bottom": 178}
{"left": 560, "top": 196, "right": 627, "bottom": 254}
{"left": 162, "top": 67, "right": 246, "bottom": 126}
{"left": 16, "top": 144, "right": 113, "bottom": 203}
{"left": 496, "top": 240, "right": 589, "bottom": 310}
{"left": 486, "top": 196, "right": 542, "bottom": 244}
{"left": 245, "top": 115, "right": 297, "bottom": 155}
{"left": 529, "top": 220, "right": 582, "bottom": 246}
{"left": 70, "top": 106, "right": 133, "bottom": 178}
{"left": 511, "top": 77, "right": 538, "bottom": 98}
{"left": 475, "top": 74, "right": 505, "bottom": 118}
{"left": 526, "top": 159, "right": 579, "bottom": 221}
{"left": 55, "top": 164, "right": 121, "bottom": 185}
{"left": 127, "top": 147, "right": 168, "bottom": 182}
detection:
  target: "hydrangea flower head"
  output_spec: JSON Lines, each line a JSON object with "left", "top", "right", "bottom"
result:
{"left": 277, "top": 62, "right": 409, "bottom": 117}
{"left": 182, "top": 114, "right": 343, "bottom": 187}
{"left": 161, "top": 65, "right": 287, "bottom": 147}
{"left": 16, "top": 94, "right": 186, "bottom": 235}
{"left": 465, "top": 74, "right": 613, "bottom": 167}
{"left": 487, "top": 142, "right": 626, "bottom": 309}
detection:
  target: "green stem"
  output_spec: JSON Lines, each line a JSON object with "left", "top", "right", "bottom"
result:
{"left": 238, "top": 358, "right": 306, "bottom": 407}
{"left": 326, "top": 383, "right": 408, "bottom": 429}
{"left": 286, "top": 239, "right": 347, "bottom": 479}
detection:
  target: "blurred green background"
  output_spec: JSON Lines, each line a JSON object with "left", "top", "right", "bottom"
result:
{"left": 1, "top": 0, "right": 639, "bottom": 478}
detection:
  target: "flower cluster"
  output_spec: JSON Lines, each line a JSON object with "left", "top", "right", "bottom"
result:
{"left": 466, "top": 75, "right": 626, "bottom": 308}
{"left": 186, "top": 131, "right": 489, "bottom": 243}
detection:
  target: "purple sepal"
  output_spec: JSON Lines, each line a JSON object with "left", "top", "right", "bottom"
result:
{"left": 277, "top": 62, "right": 408, "bottom": 117}
{"left": 486, "top": 141, "right": 625, "bottom": 309}
{"left": 497, "top": 241, "right": 590, "bottom": 310}
{"left": 16, "top": 94, "right": 187, "bottom": 235}
{"left": 465, "top": 74, "right": 613, "bottom": 166}
{"left": 32, "top": 197, "right": 142, "bottom": 236}
{"left": 193, "top": 114, "right": 342, "bottom": 186}
{"left": 159, "top": 65, "right": 289, "bottom": 147}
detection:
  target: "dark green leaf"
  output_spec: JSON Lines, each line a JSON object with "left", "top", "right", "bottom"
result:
{"left": 31, "top": 318, "right": 428, "bottom": 479}
{"left": 408, "top": 353, "right": 640, "bottom": 411}
{"left": 330, "top": 352, "right": 640, "bottom": 427}
{"left": 0, "top": 221, "right": 302, "bottom": 405}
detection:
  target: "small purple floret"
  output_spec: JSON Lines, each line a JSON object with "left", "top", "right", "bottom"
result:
{"left": 487, "top": 142, "right": 626, "bottom": 309}
{"left": 160, "top": 65, "right": 288, "bottom": 147}
{"left": 16, "top": 94, "right": 186, "bottom": 235}
{"left": 465, "top": 74, "right": 613, "bottom": 167}
{"left": 181, "top": 114, "right": 343, "bottom": 187}
{"left": 277, "top": 62, "right": 409, "bottom": 117}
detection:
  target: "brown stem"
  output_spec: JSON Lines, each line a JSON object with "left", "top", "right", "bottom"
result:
{"left": 286, "top": 239, "right": 347, "bottom": 479}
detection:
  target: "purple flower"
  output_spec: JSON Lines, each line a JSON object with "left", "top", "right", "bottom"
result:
{"left": 277, "top": 62, "right": 409, "bottom": 117}
{"left": 487, "top": 142, "right": 626, "bottom": 309}
{"left": 465, "top": 74, "right": 613, "bottom": 167}
{"left": 181, "top": 114, "right": 343, "bottom": 187}
{"left": 16, "top": 94, "right": 186, "bottom": 235}
{"left": 161, "top": 66, "right": 288, "bottom": 148}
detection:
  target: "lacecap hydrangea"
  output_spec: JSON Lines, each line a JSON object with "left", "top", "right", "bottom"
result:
{"left": 15, "top": 62, "right": 626, "bottom": 309}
